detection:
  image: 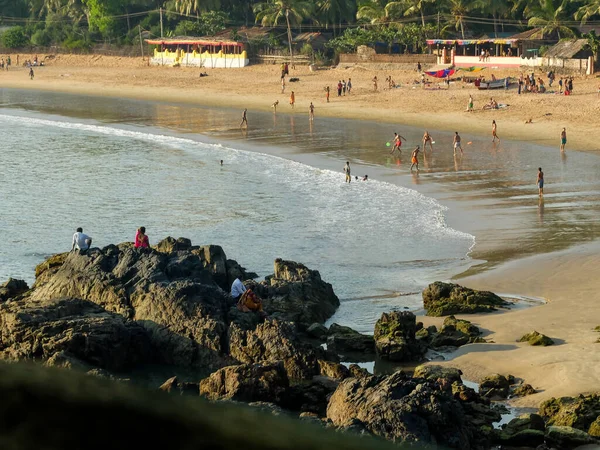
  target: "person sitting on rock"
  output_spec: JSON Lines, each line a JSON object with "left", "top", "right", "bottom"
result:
{"left": 72, "top": 227, "right": 92, "bottom": 252}
{"left": 231, "top": 277, "right": 247, "bottom": 302}
{"left": 237, "top": 289, "right": 264, "bottom": 314}
{"left": 134, "top": 226, "right": 149, "bottom": 248}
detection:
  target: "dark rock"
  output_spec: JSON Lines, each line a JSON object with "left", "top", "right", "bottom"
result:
{"left": 326, "top": 370, "right": 498, "bottom": 448}
{"left": 589, "top": 416, "right": 600, "bottom": 437}
{"left": 159, "top": 376, "right": 198, "bottom": 396}
{"left": 519, "top": 331, "right": 554, "bottom": 346}
{"left": 496, "top": 429, "right": 546, "bottom": 447}
{"left": 0, "top": 298, "right": 152, "bottom": 371}
{"left": 326, "top": 323, "right": 375, "bottom": 354}
{"left": 512, "top": 383, "right": 537, "bottom": 397}
{"left": 422, "top": 281, "right": 509, "bottom": 316}
{"left": 348, "top": 364, "right": 371, "bottom": 378}
{"left": 503, "top": 413, "right": 546, "bottom": 433}
{"left": 228, "top": 320, "right": 320, "bottom": 380}
{"left": 199, "top": 362, "right": 289, "bottom": 403}
{"left": 412, "top": 365, "right": 463, "bottom": 384}
{"left": 545, "top": 425, "right": 597, "bottom": 449}
{"left": 374, "top": 311, "right": 425, "bottom": 362}
{"left": 154, "top": 236, "right": 192, "bottom": 253}
{"left": 480, "top": 374, "right": 510, "bottom": 399}
{"left": 430, "top": 316, "right": 483, "bottom": 348}
{"left": 307, "top": 323, "right": 329, "bottom": 340}
{"left": 283, "top": 378, "right": 338, "bottom": 416}
{"left": 246, "top": 259, "right": 340, "bottom": 326}
{"left": 540, "top": 394, "right": 600, "bottom": 432}
{"left": 247, "top": 401, "right": 286, "bottom": 416}
{"left": 0, "top": 278, "right": 29, "bottom": 301}
{"left": 318, "top": 360, "right": 350, "bottom": 380}
{"left": 452, "top": 383, "right": 478, "bottom": 402}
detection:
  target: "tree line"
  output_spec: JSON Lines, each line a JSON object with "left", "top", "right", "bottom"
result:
{"left": 1, "top": 0, "right": 600, "bottom": 52}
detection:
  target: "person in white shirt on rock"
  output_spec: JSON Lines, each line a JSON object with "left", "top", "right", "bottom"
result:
{"left": 72, "top": 227, "right": 92, "bottom": 252}
{"left": 231, "top": 277, "right": 247, "bottom": 301}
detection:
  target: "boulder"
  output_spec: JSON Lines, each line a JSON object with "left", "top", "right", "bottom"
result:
{"left": 430, "top": 316, "right": 483, "bottom": 348}
{"left": 479, "top": 374, "right": 510, "bottom": 399}
{"left": 158, "top": 376, "right": 198, "bottom": 396}
{"left": 545, "top": 425, "right": 597, "bottom": 449}
{"left": 283, "top": 379, "right": 339, "bottom": 416}
{"left": 422, "top": 282, "right": 509, "bottom": 317}
{"left": 0, "top": 298, "right": 152, "bottom": 371}
{"left": 0, "top": 278, "right": 29, "bottom": 302}
{"left": 199, "top": 362, "right": 289, "bottom": 404}
{"left": 326, "top": 370, "right": 498, "bottom": 448}
{"left": 246, "top": 259, "right": 340, "bottom": 326}
{"left": 228, "top": 320, "right": 320, "bottom": 380}
{"left": 307, "top": 323, "right": 329, "bottom": 340}
{"left": 495, "top": 429, "right": 545, "bottom": 447}
{"left": 318, "top": 360, "right": 350, "bottom": 380}
{"left": 503, "top": 413, "right": 546, "bottom": 434}
{"left": 413, "top": 365, "right": 463, "bottom": 384}
{"left": 512, "top": 383, "right": 536, "bottom": 397}
{"left": 540, "top": 394, "right": 600, "bottom": 432}
{"left": 588, "top": 416, "right": 600, "bottom": 437}
{"left": 518, "top": 331, "right": 554, "bottom": 346}
{"left": 326, "top": 324, "right": 375, "bottom": 354}
{"left": 348, "top": 364, "right": 371, "bottom": 378}
{"left": 373, "top": 311, "right": 425, "bottom": 362}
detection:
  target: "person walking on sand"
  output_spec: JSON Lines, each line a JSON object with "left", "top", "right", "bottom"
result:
{"left": 309, "top": 102, "right": 314, "bottom": 121}
{"left": 453, "top": 131, "right": 463, "bottom": 155}
{"left": 289, "top": 91, "right": 295, "bottom": 109}
{"left": 560, "top": 128, "right": 567, "bottom": 152}
{"left": 422, "top": 131, "right": 434, "bottom": 152}
{"left": 372, "top": 76, "right": 378, "bottom": 91}
{"left": 240, "top": 109, "right": 248, "bottom": 128}
{"left": 492, "top": 120, "right": 500, "bottom": 143}
{"left": 391, "top": 132, "right": 406, "bottom": 154}
{"left": 135, "top": 227, "right": 149, "bottom": 248}
{"left": 343, "top": 161, "right": 351, "bottom": 183}
{"left": 410, "top": 146, "right": 420, "bottom": 172}
{"left": 325, "top": 86, "right": 330, "bottom": 103}
{"left": 337, "top": 80, "right": 342, "bottom": 97}
{"left": 72, "top": 227, "right": 92, "bottom": 252}
{"left": 466, "top": 94, "right": 473, "bottom": 112}
{"left": 537, "top": 167, "right": 544, "bottom": 197}
{"left": 29, "top": 67, "right": 34, "bottom": 80}
{"left": 272, "top": 100, "right": 279, "bottom": 113}
{"left": 347, "top": 78, "right": 352, "bottom": 94}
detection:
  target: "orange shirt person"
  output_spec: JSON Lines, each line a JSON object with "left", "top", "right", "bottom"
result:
{"left": 289, "top": 91, "right": 295, "bottom": 109}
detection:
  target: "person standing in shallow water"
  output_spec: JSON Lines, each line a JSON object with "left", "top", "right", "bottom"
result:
{"left": 135, "top": 227, "right": 149, "bottom": 248}
{"left": 537, "top": 167, "right": 544, "bottom": 197}
{"left": 343, "top": 161, "right": 351, "bottom": 183}
{"left": 560, "top": 128, "right": 567, "bottom": 152}
{"left": 492, "top": 120, "right": 500, "bottom": 143}
{"left": 240, "top": 108, "right": 248, "bottom": 128}
{"left": 410, "top": 146, "right": 420, "bottom": 171}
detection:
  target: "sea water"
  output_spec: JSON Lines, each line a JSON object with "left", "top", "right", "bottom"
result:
{"left": 0, "top": 94, "right": 474, "bottom": 332}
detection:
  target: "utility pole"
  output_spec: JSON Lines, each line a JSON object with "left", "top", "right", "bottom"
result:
{"left": 139, "top": 25, "right": 144, "bottom": 59}
{"left": 160, "top": 7, "right": 164, "bottom": 38}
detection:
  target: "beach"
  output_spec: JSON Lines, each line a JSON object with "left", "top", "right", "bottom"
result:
{"left": 1, "top": 53, "right": 600, "bottom": 409}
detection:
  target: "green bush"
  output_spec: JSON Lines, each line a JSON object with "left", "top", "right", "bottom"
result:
{"left": 2, "top": 26, "right": 29, "bottom": 49}
{"left": 31, "top": 29, "right": 51, "bottom": 47}
{"left": 174, "top": 20, "right": 204, "bottom": 37}
{"left": 62, "top": 38, "right": 91, "bottom": 52}
{"left": 300, "top": 43, "right": 313, "bottom": 56}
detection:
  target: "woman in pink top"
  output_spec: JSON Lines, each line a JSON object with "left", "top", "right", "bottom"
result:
{"left": 135, "top": 227, "right": 149, "bottom": 248}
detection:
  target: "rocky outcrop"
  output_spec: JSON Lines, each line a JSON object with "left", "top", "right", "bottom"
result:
{"left": 512, "top": 383, "right": 536, "bottom": 397}
{"left": 422, "top": 282, "right": 509, "bottom": 317}
{"left": 413, "top": 365, "right": 463, "bottom": 384}
{"left": 199, "top": 362, "right": 289, "bottom": 404}
{"left": 0, "top": 298, "right": 152, "bottom": 371}
{"left": 246, "top": 259, "right": 339, "bottom": 326}
{"left": 0, "top": 278, "right": 29, "bottom": 302}
{"left": 540, "top": 394, "right": 600, "bottom": 434}
{"left": 518, "top": 330, "right": 554, "bottom": 346}
{"left": 429, "top": 316, "right": 484, "bottom": 348}
{"left": 494, "top": 414, "right": 546, "bottom": 447}
{"left": 326, "top": 370, "right": 500, "bottom": 448}
{"left": 307, "top": 323, "right": 328, "bottom": 340}
{"left": 326, "top": 323, "right": 375, "bottom": 355}
{"left": 374, "top": 311, "right": 425, "bottom": 362}
{"left": 158, "top": 376, "right": 199, "bottom": 396}
{"left": 228, "top": 320, "right": 321, "bottom": 380}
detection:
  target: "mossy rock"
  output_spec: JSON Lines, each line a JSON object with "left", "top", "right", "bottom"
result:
{"left": 480, "top": 374, "right": 510, "bottom": 399}
{"left": 422, "top": 282, "right": 509, "bottom": 317}
{"left": 588, "top": 416, "right": 600, "bottom": 437}
{"left": 545, "top": 425, "right": 597, "bottom": 449}
{"left": 35, "top": 252, "right": 68, "bottom": 279}
{"left": 512, "top": 383, "right": 536, "bottom": 397}
{"left": 413, "top": 364, "right": 462, "bottom": 384}
{"left": 540, "top": 394, "right": 600, "bottom": 431}
{"left": 495, "top": 429, "right": 545, "bottom": 447}
{"left": 518, "top": 331, "right": 554, "bottom": 346}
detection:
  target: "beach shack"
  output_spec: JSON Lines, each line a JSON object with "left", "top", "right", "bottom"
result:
{"left": 146, "top": 37, "right": 249, "bottom": 68}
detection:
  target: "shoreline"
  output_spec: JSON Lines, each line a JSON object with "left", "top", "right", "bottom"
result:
{"left": 3, "top": 55, "right": 600, "bottom": 408}
{"left": 1, "top": 54, "right": 600, "bottom": 153}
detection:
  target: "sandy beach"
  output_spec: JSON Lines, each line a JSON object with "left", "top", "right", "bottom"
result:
{"left": 1, "top": 53, "right": 600, "bottom": 153}
{"left": 2, "top": 53, "right": 599, "bottom": 408}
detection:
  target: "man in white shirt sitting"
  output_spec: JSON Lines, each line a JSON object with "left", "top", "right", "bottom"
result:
{"left": 72, "top": 227, "right": 92, "bottom": 252}
{"left": 230, "top": 277, "right": 246, "bottom": 301}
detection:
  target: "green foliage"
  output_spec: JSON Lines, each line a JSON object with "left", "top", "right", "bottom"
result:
{"left": 173, "top": 12, "right": 228, "bottom": 37}
{"left": 300, "top": 42, "right": 313, "bottom": 55}
{"left": 1, "top": 27, "right": 29, "bottom": 48}
{"left": 584, "top": 29, "right": 600, "bottom": 61}
{"left": 31, "top": 29, "right": 52, "bottom": 46}
{"left": 327, "top": 23, "right": 436, "bottom": 53}
{"left": 63, "top": 37, "right": 92, "bottom": 51}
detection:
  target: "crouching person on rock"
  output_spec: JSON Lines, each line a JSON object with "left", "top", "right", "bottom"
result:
{"left": 72, "top": 227, "right": 92, "bottom": 253}
{"left": 231, "top": 277, "right": 267, "bottom": 318}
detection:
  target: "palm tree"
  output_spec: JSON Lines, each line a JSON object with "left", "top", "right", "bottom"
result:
{"left": 316, "top": 0, "right": 356, "bottom": 35}
{"left": 444, "top": 0, "right": 476, "bottom": 39}
{"left": 173, "top": 0, "right": 220, "bottom": 16}
{"left": 253, "top": 0, "right": 313, "bottom": 65}
{"left": 575, "top": 0, "right": 600, "bottom": 24}
{"left": 356, "top": 0, "right": 403, "bottom": 24}
{"left": 400, "top": 0, "right": 433, "bottom": 27}
{"left": 474, "top": 0, "right": 508, "bottom": 37}
{"left": 526, "top": 0, "right": 574, "bottom": 39}
{"left": 584, "top": 29, "right": 600, "bottom": 65}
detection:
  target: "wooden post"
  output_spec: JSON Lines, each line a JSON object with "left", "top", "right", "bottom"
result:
{"left": 138, "top": 25, "right": 144, "bottom": 60}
